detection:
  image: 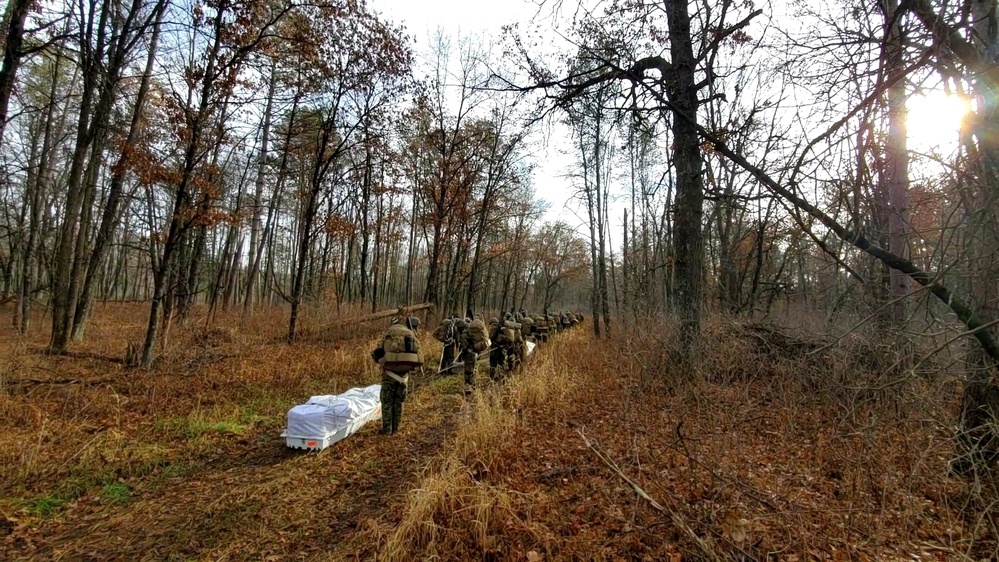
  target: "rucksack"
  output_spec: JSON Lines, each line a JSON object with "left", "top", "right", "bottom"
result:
{"left": 432, "top": 319, "right": 455, "bottom": 344}
{"left": 380, "top": 324, "right": 423, "bottom": 373}
{"left": 465, "top": 319, "right": 490, "bottom": 353}
{"left": 501, "top": 320, "right": 521, "bottom": 344}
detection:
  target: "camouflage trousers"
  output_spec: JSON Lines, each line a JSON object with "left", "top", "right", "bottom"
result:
{"left": 489, "top": 347, "right": 507, "bottom": 382}
{"left": 506, "top": 343, "right": 523, "bottom": 372}
{"left": 380, "top": 371, "right": 408, "bottom": 434}
{"left": 461, "top": 348, "right": 477, "bottom": 391}
{"left": 441, "top": 343, "right": 457, "bottom": 374}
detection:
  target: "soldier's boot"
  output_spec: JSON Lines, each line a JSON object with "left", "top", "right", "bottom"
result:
{"left": 464, "top": 367, "right": 475, "bottom": 395}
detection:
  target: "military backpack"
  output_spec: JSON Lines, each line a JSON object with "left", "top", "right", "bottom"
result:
{"left": 465, "top": 319, "right": 491, "bottom": 353}
{"left": 380, "top": 324, "right": 423, "bottom": 373}
{"left": 432, "top": 319, "right": 456, "bottom": 344}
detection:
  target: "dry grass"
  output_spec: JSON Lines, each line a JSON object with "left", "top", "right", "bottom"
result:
{"left": 1, "top": 301, "right": 993, "bottom": 560}
{"left": 0, "top": 302, "right": 389, "bottom": 522}
{"left": 380, "top": 458, "right": 519, "bottom": 561}
{"left": 378, "top": 314, "right": 993, "bottom": 560}
{"left": 378, "top": 328, "right": 588, "bottom": 561}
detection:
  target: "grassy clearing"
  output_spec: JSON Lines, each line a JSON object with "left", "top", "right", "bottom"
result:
{"left": 0, "top": 303, "right": 390, "bottom": 526}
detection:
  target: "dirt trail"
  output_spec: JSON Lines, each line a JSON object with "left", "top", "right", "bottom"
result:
{"left": 6, "top": 376, "right": 466, "bottom": 561}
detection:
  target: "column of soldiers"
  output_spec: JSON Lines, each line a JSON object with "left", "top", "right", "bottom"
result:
{"left": 431, "top": 309, "right": 585, "bottom": 390}
{"left": 373, "top": 309, "right": 583, "bottom": 434}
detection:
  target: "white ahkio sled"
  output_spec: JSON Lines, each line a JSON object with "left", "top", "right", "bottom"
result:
{"left": 281, "top": 384, "right": 382, "bottom": 451}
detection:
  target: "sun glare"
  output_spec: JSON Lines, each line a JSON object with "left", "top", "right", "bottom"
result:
{"left": 905, "top": 90, "right": 970, "bottom": 153}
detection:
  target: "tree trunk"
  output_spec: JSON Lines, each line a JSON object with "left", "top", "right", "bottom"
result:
{"left": 881, "top": 0, "right": 911, "bottom": 326}
{"left": 17, "top": 47, "right": 67, "bottom": 333}
{"left": 241, "top": 61, "right": 277, "bottom": 322}
{"left": 665, "top": 0, "right": 705, "bottom": 368}
{"left": 51, "top": 0, "right": 108, "bottom": 353}
{"left": 0, "top": 0, "right": 31, "bottom": 147}
{"left": 141, "top": 4, "right": 227, "bottom": 368}
{"left": 245, "top": 90, "right": 297, "bottom": 323}
{"left": 73, "top": 2, "right": 165, "bottom": 341}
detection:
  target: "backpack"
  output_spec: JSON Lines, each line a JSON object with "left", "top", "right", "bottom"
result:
{"left": 380, "top": 324, "right": 423, "bottom": 373}
{"left": 465, "top": 319, "right": 490, "bottom": 353}
{"left": 501, "top": 320, "right": 521, "bottom": 345}
{"left": 432, "top": 319, "right": 455, "bottom": 344}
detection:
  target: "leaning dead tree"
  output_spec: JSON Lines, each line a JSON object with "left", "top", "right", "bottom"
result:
{"left": 503, "top": 0, "right": 999, "bottom": 467}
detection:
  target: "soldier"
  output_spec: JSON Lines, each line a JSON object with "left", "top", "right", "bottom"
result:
{"left": 521, "top": 315, "right": 536, "bottom": 343}
{"left": 371, "top": 317, "right": 423, "bottom": 435}
{"left": 432, "top": 313, "right": 460, "bottom": 374}
{"left": 457, "top": 316, "right": 477, "bottom": 394}
{"left": 535, "top": 313, "right": 549, "bottom": 343}
{"left": 487, "top": 317, "right": 507, "bottom": 381}
{"left": 500, "top": 313, "right": 525, "bottom": 372}
{"left": 511, "top": 318, "right": 526, "bottom": 369}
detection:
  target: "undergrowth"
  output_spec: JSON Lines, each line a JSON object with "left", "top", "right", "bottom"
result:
{"left": 375, "top": 314, "right": 994, "bottom": 560}
{"left": 2, "top": 303, "right": 995, "bottom": 559}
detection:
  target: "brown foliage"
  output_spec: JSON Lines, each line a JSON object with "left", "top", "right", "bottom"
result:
{"left": 0, "top": 305, "right": 991, "bottom": 559}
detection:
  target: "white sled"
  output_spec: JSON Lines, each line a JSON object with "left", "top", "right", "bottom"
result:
{"left": 281, "top": 384, "right": 382, "bottom": 451}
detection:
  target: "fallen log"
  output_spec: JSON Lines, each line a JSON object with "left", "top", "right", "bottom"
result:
{"left": 3, "top": 377, "right": 113, "bottom": 387}
{"left": 327, "top": 303, "right": 434, "bottom": 327}
{"left": 297, "top": 303, "right": 435, "bottom": 340}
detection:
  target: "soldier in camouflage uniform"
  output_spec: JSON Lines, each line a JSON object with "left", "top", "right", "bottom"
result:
{"left": 521, "top": 315, "right": 536, "bottom": 343}
{"left": 502, "top": 313, "right": 525, "bottom": 372}
{"left": 534, "top": 313, "right": 549, "bottom": 343}
{"left": 457, "top": 317, "right": 476, "bottom": 393}
{"left": 432, "top": 314, "right": 460, "bottom": 374}
{"left": 487, "top": 317, "right": 506, "bottom": 382}
{"left": 372, "top": 317, "right": 422, "bottom": 435}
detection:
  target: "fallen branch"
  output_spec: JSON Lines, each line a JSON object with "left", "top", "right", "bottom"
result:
{"left": 28, "top": 348, "right": 125, "bottom": 364}
{"left": 3, "top": 377, "right": 113, "bottom": 387}
{"left": 577, "top": 427, "right": 724, "bottom": 562}
{"left": 327, "top": 303, "right": 435, "bottom": 327}
{"left": 298, "top": 303, "right": 436, "bottom": 340}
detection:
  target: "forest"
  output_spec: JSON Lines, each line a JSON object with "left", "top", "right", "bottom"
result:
{"left": 0, "top": 0, "right": 997, "bottom": 559}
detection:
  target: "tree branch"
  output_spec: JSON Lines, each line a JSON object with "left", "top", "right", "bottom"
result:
{"left": 578, "top": 428, "right": 724, "bottom": 562}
